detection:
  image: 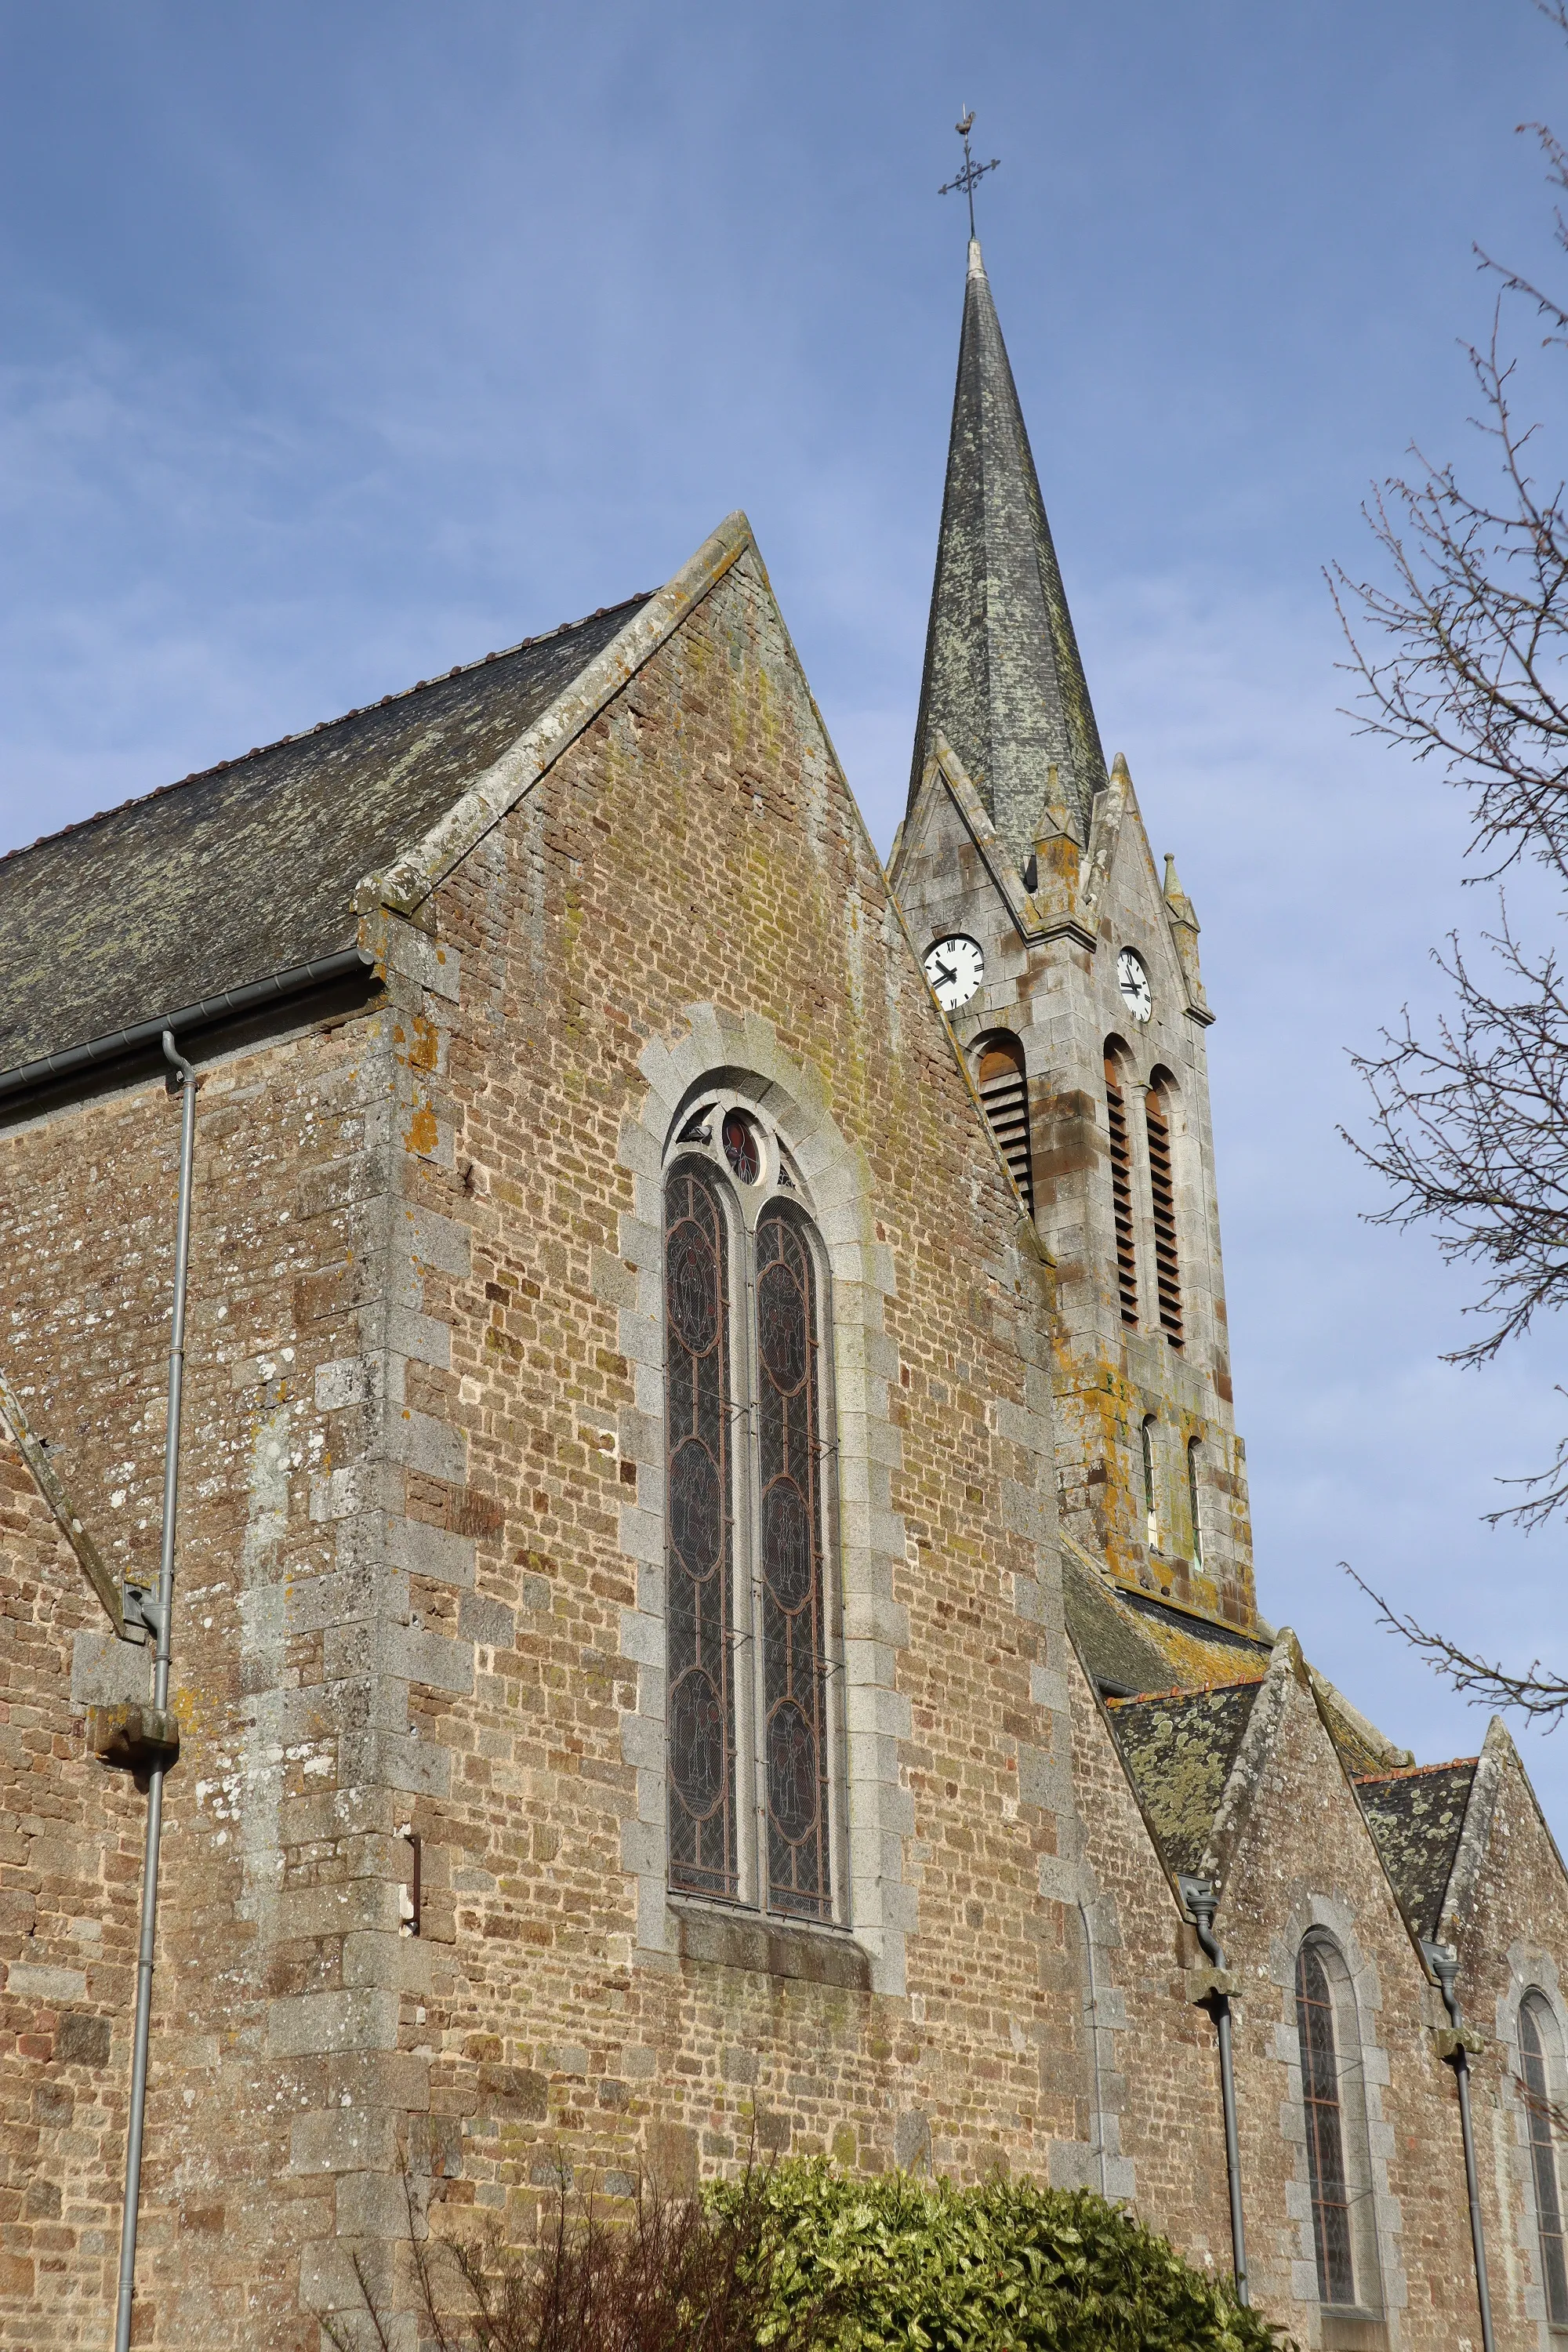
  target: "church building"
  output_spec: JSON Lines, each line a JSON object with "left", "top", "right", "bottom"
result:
{"left": 4, "top": 227, "right": 1568, "bottom": 2352}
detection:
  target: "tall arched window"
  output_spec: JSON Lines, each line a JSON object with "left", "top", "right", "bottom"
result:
{"left": 1296, "top": 1937, "right": 1360, "bottom": 2310}
{"left": 1140, "top": 1415, "right": 1159, "bottom": 1551}
{"left": 663, "top": 1101, "right": 840, "bottom": 1922}
{"left": 1104, "top": 1044, "right": 1138, "bottom": 1327}
{"left": 1520, "top": 1994, "right": 1568, "bottom": 2324}
{"left": 1187, "top": 1439, "right": 1203, "bottom": 1571}
{"left": 973, "top": 1031, "right": 1033, "bottom": 1214}
{"left": 1144, "top": 1073, "right": 1184, "bottom": 1348}
{"left": 665, "top": 1162, "right": 739, "bottom": 1900}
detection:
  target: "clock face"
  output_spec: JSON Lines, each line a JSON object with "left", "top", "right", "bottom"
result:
{"left": 1117, "top": 948, "right": 1152, "bottom": 1023}
{"left": 924, "top": 935, "right": 985, "bottom": 1012}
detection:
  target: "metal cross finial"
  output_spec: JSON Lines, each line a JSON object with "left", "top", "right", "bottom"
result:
{"left": 938, "top": 107, "right": 1000, "bottom": 241}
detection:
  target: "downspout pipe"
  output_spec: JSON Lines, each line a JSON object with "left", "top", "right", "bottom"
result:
{"left": 114, "top": 1033, "right": 198, "bottom": 2352}
{"left": 1423, "top": 1939, "right": 1496, "bottom": 2352}
{"left": 1178, "top": 1875, "right": 1249, "bottom": 2307}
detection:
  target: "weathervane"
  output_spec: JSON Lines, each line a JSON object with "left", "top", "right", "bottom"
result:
{"left": 938, "top": 109, "right": 1000, "bottom": 240}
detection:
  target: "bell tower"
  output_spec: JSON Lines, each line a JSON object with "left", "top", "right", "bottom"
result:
{"left": 889, "top": 235, "right": 1255, "bottom": 1629}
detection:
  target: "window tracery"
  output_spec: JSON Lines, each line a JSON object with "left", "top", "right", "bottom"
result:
{"left": 662, "top": 1094, "right": 840, "bottom": 1923}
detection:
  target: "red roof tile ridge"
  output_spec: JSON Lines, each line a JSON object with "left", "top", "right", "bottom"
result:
{"left": 0, "top": 592, "right": 655, "bottom": 873}
{"left": 1352, "top": 1756, "right": 1481, "bottom": 1786}
{"left": 1106, "top": 1671, "right": 1269, "bottom": 1710}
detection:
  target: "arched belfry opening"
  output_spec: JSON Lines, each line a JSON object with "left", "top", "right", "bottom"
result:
{"left": 973, "top": 1031, "right": 1033, "bottom": 1214}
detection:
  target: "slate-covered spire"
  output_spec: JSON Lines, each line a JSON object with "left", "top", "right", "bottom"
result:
{"left": 909, "top": 239, "right": 1107, "bottom": 869}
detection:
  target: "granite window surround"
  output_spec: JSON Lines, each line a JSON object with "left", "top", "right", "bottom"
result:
{"left": 1273, "top": 1898, "right": 1403, "bottom": 2336}
{"left": 1499, "top": 1946, "right": 1568, "bottom": 2344}
{"left": 614, "top": 1007, "right": 915, "bottom": 1994}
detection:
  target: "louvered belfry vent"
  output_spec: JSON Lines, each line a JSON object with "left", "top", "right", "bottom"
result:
{"left": 975, "top": 1033, "right": 1033, "bottom": 1214}
{"left": 1145, "top": 1078, "right": 1184, "bottom": 1348}
{"left": 1104, "top": 1051, "right": 1138, "bottom": 1327}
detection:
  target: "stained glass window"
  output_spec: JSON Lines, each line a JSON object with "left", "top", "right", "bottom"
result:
{"left": 663, "top": 1116, "right": 838, "bottom": 1922}
{"left": 1297, "top": 1939, "right": 1356, "bottom": 2307}
{"left": 1520, "top": 1998, "right": 1568, "bottom": 2324}
{"left": 664, "top": 1163, "right": 738, "bottom": 1900}
{"left": 756, "top": 1210, "right": 832, "bottom": 1918}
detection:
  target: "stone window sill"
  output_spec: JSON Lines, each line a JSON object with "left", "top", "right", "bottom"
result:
{"left": 1318, "top": 2310, "right": 1388, "bottom": 2352}
{"left": 670, "top": 1899, "right": 871, "bottom": 1990}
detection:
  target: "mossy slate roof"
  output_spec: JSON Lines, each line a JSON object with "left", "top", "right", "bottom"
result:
{"left": 1105, "top": 1679, "right": 1265, "bottom": 1879}
{"left": 0, "top": 595, "right": 650, "bottom": 1076}
{"left": 1355, "top": 1762, "right": 1478, "bottom": 1941}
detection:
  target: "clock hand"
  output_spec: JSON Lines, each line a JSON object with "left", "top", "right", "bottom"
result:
{"left": 934, "top": 960, "right": 956, "bottom": 988}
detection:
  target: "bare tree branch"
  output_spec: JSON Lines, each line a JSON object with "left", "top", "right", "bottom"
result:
{"left": 1345, "top": 1566, "right": 1568, "bottom": 1722}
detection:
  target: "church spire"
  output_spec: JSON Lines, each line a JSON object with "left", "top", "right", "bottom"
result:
{"left": 909, "top": 238, "right": 1107, "bottom": 870}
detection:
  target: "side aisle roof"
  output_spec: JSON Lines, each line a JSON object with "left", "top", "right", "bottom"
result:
{"left": 0, "top": 594, "right": 650, "bottom": 1078}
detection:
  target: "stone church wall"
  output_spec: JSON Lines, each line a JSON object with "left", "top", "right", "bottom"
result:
{"left": 0, "top": 546, "right": 1093, "bottom": 2347}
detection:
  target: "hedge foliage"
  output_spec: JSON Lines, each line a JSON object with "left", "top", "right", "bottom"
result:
{"left": 706, "top": 2161, "right": 1289, "bottom": 2352}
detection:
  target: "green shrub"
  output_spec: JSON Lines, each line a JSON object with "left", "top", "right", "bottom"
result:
{"left": 707, "top": 2160, "right": 1289, "bottom": 2352}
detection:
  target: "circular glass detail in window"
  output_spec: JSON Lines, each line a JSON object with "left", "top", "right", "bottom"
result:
{"left": 669, "top": 1668, "right": 728, "bottom": 1819}
{"left": 761, "top": 1475, "right": 811, "bottom": 1612}
{"left": 666, "top": 1218, "right": 718, "bottom": 1355}
{"left": 721, "top": 1109, "right": 760, "bottom": 1185}
{"left": 757, "top": 1258, "right": 808, "bottom": 1391}
{"left": 767, "top": 1699, "right": 818, "bottom": 1844}
{"left": 669, "top": 1438, "right": 721, "bottom": 1577}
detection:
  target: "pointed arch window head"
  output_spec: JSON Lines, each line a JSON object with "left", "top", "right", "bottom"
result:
{"left": 1104, "top": 1044, "right": 1138, "bottom": 1328}
{"left": 662, "top": 1094, "right": 842, "bottom": 1925}
{"left": 1520, "top": 1994, "right": 1568, "bottom": 2324}
{"left": 973, "top": 1031, "right": 1033, "bottom": 1214}
{"left": 1144, "top": 1073, "right": 1183, "bottom": 1348}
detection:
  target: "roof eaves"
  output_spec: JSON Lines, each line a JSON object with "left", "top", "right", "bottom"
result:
{"left": 363, "top": 511, "right": 756, "bottom": 919}
{"left": 0, "top": 598, "right": 653, "bottom": 876}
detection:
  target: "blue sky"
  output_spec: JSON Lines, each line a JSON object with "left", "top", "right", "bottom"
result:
{"left": 4, "top": 2, "right": 1568, "bottom": 1822}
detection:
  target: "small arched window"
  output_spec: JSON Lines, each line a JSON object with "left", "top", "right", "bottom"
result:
{"left": 1144, "top": 1073, "right": 1183, "bottom": 1348}
{"left": 1296, "top": 1938, "right": 1357, "bottom": 2308}
{"left": 663, "top": 1100, "right": 840, "bottom": 1922}
{"left": 1520, "top": 1994, "right": 1568, "bottom": 2324}
{"left": 1187, "top": 1439, "right": 1203, "bottom": 1570}
{"left": 1141, "top": 1415, "right": 1158, "bottom": 1551}
{"left": 1104, "top": 1044, "right": 1138, "bottom": 1327}
{"left": 973, "top": 1032, "right": 1033, "bottom": 1214}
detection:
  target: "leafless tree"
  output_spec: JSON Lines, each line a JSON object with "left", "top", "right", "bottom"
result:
{"left": 1332, "top": 1, "right": 1568, "bottom": 1712}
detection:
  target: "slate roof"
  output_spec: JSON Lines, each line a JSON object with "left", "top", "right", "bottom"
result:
{"left": 1064, "top": 1545, "right": 1274, "bottom": 1700}
{"left": 908, "top": 239, "right": 1107, "bottom": 869}
{"left": 1104, "top": 1679, "right": 1265, "bottom": 1879}
{"left": 0, "top": 595, "right": 651, "bottom": 1077}
{"left": 1355, "top": 1760, "right": 1479, "bottom": 1942}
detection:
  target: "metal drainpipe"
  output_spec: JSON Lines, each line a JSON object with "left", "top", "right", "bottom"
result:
{"left": 113, "top": 1033, "right": 198, "bottom": 2352}
{"left": 1179, "top": 1876, "right": 1249, "bottom": 2307}
{"left": 1077, "top": 1900, "right": 1109, "bottom": 2197}
{"left": 1423, "top": 1940, "right": 1496, "bottom": 2352}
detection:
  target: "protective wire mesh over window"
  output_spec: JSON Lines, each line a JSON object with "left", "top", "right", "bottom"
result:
{"left": 662, "top": 1125, "right": 839, "bottom": 1922}
{"left": 1144, "top": 1076, "right": 1184, "bottom": 1347}
{"left": 1104, "top": 1049, "right": 1138, "bottom": 1327}
{"left": 1296, "top": 1940, "right": 1356, "bottom": 2307}
{"left": 975, "top": 1033, "right": 1033, "bottom": 1214}
{"left": 1520, "top": 1997, "right": 1568, "bottom": 2325}
{"left": 663, "top": 1164, "right": 738, "bottom": 1900}
{"left": 756, "top": 1211, "right": 833, "bottom": 1918}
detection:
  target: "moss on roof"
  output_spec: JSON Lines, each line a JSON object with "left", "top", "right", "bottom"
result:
{"left": 0, "top": 594, "right": 651, "bottom": 1076}
{"left": 1355, "top": 1760, "right": 1478, "bottom": 1941}
{"left": 1105, "top": 1679, "right": 1265, "bottom": 1879}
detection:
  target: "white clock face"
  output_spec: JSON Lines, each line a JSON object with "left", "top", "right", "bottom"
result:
{"left": 1117, "top": 948, "right": 1152, "bottom": 1023}
{"left": 924, "top": 935, "right": 985, "bottom": 1012}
